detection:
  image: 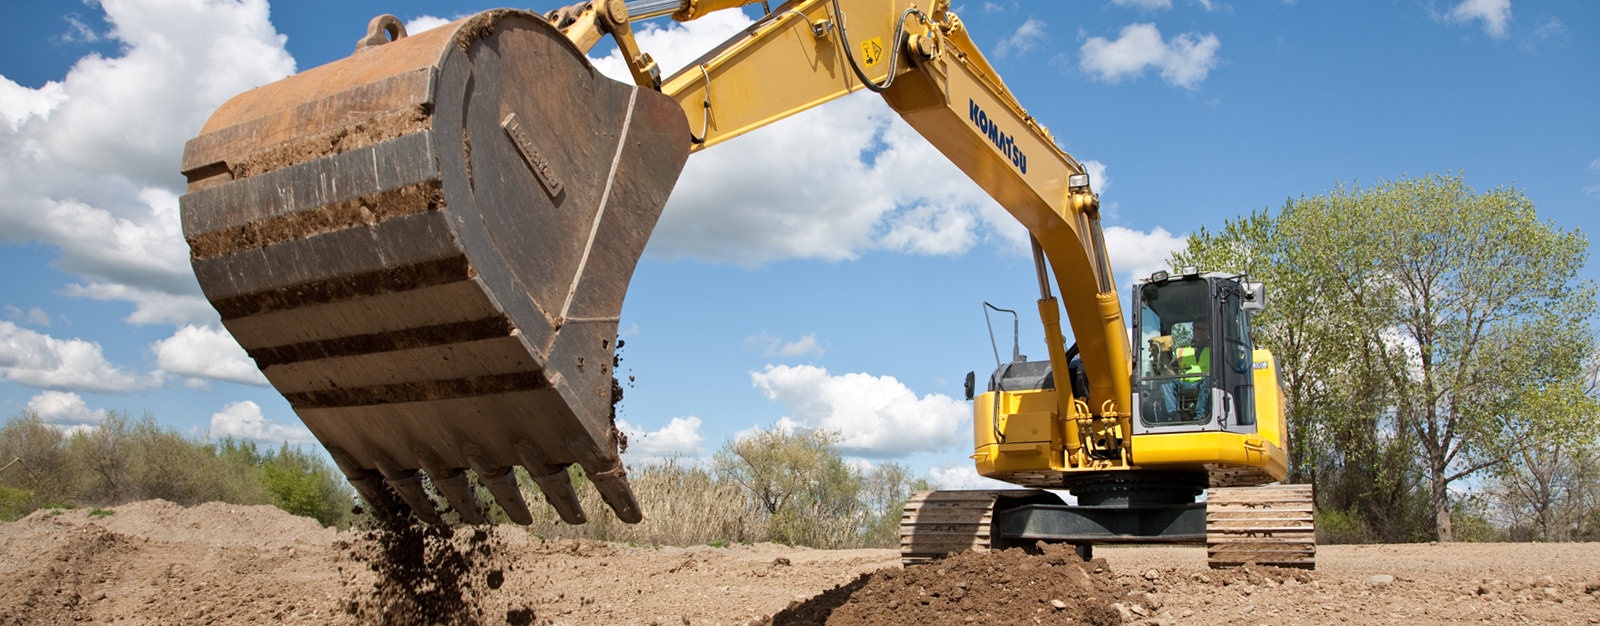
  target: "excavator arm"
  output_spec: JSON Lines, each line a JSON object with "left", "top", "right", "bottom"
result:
{"left": 623, "top": 0, "right": 1134, "bottom": 467}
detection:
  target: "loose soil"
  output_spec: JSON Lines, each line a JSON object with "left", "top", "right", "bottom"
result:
{"left": 3, "top": 500, "right": 1597, "bottom": 625}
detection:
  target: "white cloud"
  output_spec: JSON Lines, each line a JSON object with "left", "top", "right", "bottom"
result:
{"left": 995, "top": 18, "right": 1048, "bottom": 58}
{"left": 744, "top": 332, "right": 826, "bottom": 359}
{"left": 750, "top": 364, "right": 967, "bottom": 457}
{"left": 38, "top": 0, "right": 294, "bottom": 186}
{"left": 5, "top": 306, "right": 52, "bottom": 327}
{"left": 927, "top": 464, "right": 1019, "bottom": 490}
{"left": 0, "top": 321, "right": 147, "bottom": 392}
{"left": 404, "top": 15, "right": 454, "bottom": 35}
{"left": 0, "top": 0, "right": 295, "bottom": 327}
{"left": 618, "top": 416, "right": 706, "bottom": 460}
{"left": 1527, "top": 17, "right": 1567, "bottom": 48}
{"left": 1082, "top": 159, "right": 1111, "bottom": 194}
{"left": 1446, "top": 0, "right": 1512, "bottom": 40}
{"left": 60, "top": 282, "right": 215, "bottom": 327}
{"left": 1111, "top": 0, "right": 1173, "bottom": 10}
{"left": 0, "top": 76, "right": 67, "bottom": 131}
{"left": 1104, "top": 225, "right": 1187, "bottom": 284}
{"left": 588, "top": 11, "right": 1008, "bottom": 267}
{"left": 26, "top": 390, "right": 109, "bottom": 426}
{"left": 151, "top": 324, "right": 269, "bottom": 387}
{"left": 208, "top": 400, "right": 314, "bottom": 444}
{"left": 1080, "top": 23, "right": 1221, "bottom": 90}
{"left": 61, "top": 14, "right": 104, "bottom": 44}
{"left": 1586, "top": 157, "right": 1600, "bottom": 198}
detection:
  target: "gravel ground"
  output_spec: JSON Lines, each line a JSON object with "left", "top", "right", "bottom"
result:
{"left": 3, "top": 500, "right": 1597, "bottom": 625}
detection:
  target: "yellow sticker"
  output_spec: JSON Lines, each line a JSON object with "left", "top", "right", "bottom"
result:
{"left": 860, "top": 38, "right": 885, "bottom": 67}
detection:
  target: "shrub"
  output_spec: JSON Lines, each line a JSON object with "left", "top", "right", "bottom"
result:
{"left": 1, "top": 411, "right": 353, "bottom": 526}
{"left": 1314, "top": 507, "right": 1371, "bottom": 544}
{"left": 0, "top": 485, "right": 36, "bottom": 522}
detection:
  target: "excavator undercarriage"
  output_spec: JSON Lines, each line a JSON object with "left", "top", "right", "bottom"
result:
{"left": 179, "top": 11, "right": 688, "bottom": 526}
{"left": 902, "top": 482, "right": 1314, "bottom": 569}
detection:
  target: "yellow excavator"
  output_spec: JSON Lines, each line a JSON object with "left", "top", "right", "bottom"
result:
{"left": 179, "top": 0, "right": 1312, "bottom": 568}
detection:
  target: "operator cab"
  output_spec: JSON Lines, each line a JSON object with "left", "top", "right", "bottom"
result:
{"left": 1131, "top": 269, "right": 1266, "bottom": 435}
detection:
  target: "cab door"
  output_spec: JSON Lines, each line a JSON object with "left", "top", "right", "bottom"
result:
{"left": 1213, "top": 281, "right": 1257, "bottom": 434}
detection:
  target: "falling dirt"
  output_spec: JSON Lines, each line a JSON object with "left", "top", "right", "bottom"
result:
{"left": 3, "top": 501, "right": 1599, "bottom": 625}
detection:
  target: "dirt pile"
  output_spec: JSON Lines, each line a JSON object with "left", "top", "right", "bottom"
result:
{"left": 773, "top": 544, "right": 1133, "bottom": 626}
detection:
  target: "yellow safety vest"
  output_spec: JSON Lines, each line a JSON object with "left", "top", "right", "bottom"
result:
{"left": 1175, "top": 346, "right": 1210, "bottom": 381}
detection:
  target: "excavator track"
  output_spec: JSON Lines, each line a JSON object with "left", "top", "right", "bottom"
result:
{"left": 1206, "top": 484, "right": 1316, "bottom": 569}
{"left": 900, "top": 490, "right": 1058, "bottom": 565}
{"left": 178, "top": 11, "right": 689, "bottom": 526}
{"left": 900, "top": 490, "right": 1004, "bottom": 565}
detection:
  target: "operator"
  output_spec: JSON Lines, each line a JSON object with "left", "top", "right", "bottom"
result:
{"left": 1161, "top": 320, "right": 1211, "bottom": 422}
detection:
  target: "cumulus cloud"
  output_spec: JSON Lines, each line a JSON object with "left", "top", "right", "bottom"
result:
{"left": 1104, "top": 225, "right": 1187, "bottom": 283}
{"left": 618, "top": 416, "right": 706, "bottom": 460}
{"left": 0, "top": 0, "right": 295, "bottom": 327}
{"left": 151, "top": 324, "right": 269, "bottom": 387}
{"left": 1080, "top": 23, "right": 1221, "bottom": 89}
{"left": 26, "top": 390, "right": 109, "bottom": 427}
{"left": 1445, "top": 0, "right": 1512, "bottom": 39}
{"left": 995, "top": 18, "right": 1048, "bottom": 58}
{"left": 744, "top": 332, "right": 826, "bottom": 359}
{"left": 208, "top": 400, "right": 314, "bottom": 444}
{"left": 0, "top": 322, "right": 147, "bottom": 392}
{"left": 586, "top": 11, "right": 1014, "bottom": 266}
{"left": 750, "top": 365, "right": 968, "bottom": 457}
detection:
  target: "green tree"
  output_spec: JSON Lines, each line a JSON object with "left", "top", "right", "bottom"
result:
{"left": 0, "top": 413, "right": 74, "bottom": 504}
{"left": 65, "top": 411, "right": 132, "bottom": 504}
{"left": 858, "top": 462, "right": 935, "bottom": 548}
{"left": 713, "top": 426, "right": 864, "bottom": 548}
{"left": 1486, "top": 350, "right": 1600, "bottom": 541}
{"left": 260, "top": 442, "right": 351, "bottom": 527}
{"left": 1177, "top": 173, "right": 1596, "bottom": 541}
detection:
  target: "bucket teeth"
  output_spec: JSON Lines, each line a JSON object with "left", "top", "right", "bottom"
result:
{"left": 531, "top": 471, "right": 588, "bottom": 525}
{"left": 348, "top": 472, "right": 402, "bottom": 519}
{"left": 517, "top": 441, "right": 587, "bottom": 524}
{"left": 379, "top": 466, "right": 445, "bottom": 526}
{"left": 429, "top": 468, "right": 488, "bottom": 525}
{"left": 591, "top": 468, "right": 643, "bottom": 523}
{"left": 477, "top": 466, "right": 534, "bottom": 525}
{"left": 570, "top": 435, "right": 643, "bottom": 523}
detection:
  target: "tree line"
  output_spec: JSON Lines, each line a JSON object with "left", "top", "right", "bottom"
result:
{"left": 0, "top": 411, "right": 352, "bottom": 526}
{"left": 1174, "top": 172, "right": 1600, "bottom": 542}
{"left": 0, "top": 410, "right": 930, "bottom": 549}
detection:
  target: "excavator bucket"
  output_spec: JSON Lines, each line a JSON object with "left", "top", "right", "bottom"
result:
{"left": 178, "top": 10, "right": 690, "bottom": 526}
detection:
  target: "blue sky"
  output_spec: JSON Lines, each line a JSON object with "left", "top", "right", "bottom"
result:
{"left": 1, "top": 0, "right": 1596, "bottom": 489}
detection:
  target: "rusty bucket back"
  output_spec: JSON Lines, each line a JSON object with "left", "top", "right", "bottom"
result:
{"left": 179, "top": 11, "right": 690, "bottom": 526}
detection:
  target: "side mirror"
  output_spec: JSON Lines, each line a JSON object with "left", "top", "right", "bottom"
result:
{"left": 1241, "top": 282, "right": 1267, "bottom": 312}
{"left": 964, "top": 371, "right": 976, "bottom": 401}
